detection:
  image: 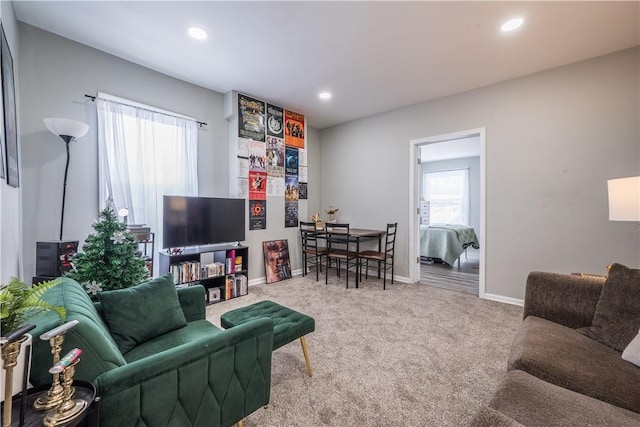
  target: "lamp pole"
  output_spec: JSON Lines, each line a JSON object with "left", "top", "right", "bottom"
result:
{"left": 59, "top": 135, "right": 74, "bottom": 241}
{"left": 44, "top": 118, "right": 89, "bottom": 242}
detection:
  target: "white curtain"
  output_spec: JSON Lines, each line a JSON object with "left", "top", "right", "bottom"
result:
{"left": 96, "top": 93, "right": 198, "bottom": 270}
{"left": 423, "top": 168, "right": 470, "bottom": 225}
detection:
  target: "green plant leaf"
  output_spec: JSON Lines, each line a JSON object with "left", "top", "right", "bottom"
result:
{"left": 0, "top": 278, "right": 66, "bottom": 334}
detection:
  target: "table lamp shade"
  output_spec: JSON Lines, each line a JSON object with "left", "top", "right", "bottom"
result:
{"left": 44, "top": 118, "right": 89, "bottom": 140}
{"left": 608, "top": 176, "right": 640, "bottom": 221}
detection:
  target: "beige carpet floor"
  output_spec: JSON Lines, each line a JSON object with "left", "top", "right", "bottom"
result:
{"left": 206, "top": 273, "right": 523, "bottom": 426}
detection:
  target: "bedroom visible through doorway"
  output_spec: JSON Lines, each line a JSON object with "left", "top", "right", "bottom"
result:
{"left": 408, "top": 129, "right": 486, "bottom": 297}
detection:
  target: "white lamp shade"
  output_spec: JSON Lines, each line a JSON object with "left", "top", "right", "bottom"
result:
{"left": 608, "top": 176, "right": 640, "bottom": 221}
{"left": 43, "top": 118, "right": 89, "bottom": 139}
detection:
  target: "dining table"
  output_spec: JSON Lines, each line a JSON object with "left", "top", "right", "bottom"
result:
{"left": 323, "top": 227, "right": 387, "bottom": 288}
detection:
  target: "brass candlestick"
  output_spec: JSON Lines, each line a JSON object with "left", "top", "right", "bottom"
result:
{"left": 1, "top": 324, "right": 35, "bottom": 427}
{"left": 1, "top": 338, "right": 23, "bottom": 427}
{"left": 33, "top": 336, "right": 66, "bottom": 410}
{"left": 33, "top": 320, "right": 79, "bottom": 411}
{"left": 43, "top": 359, "right": 86, "bottom": 426}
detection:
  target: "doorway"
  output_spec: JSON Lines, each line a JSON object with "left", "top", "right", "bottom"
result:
{"left": 408, "top": 128, "right": 486, "bottom": 297}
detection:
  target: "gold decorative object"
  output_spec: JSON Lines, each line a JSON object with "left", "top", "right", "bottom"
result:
{"left": 1, "top": 337, "right": 26, "bottom": 427}
{"left": 324, "top": 206, "right": 339, "bottom": 223}
{"left": 311, "top": 213, "right": 323, "bottom": 230}
{"left": 1, "top": 323, "right": 36, "bottom": 427}
{"left": 34, "top": 320, "right": 79, "bottom": 411}
{"left": 43, "top": 352, "right": 86, "bottom": 426}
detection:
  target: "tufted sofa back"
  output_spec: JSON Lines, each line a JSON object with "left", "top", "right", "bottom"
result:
{"left": 29, "top": 277, "right": 126, "bottom": 386}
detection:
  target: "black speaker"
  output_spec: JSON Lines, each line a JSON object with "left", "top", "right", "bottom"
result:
{"left": 32, "top": 275, "right": 57, "bottom": 285}
{"left": 35, "top": 240, "right": 78, "bottom": 277}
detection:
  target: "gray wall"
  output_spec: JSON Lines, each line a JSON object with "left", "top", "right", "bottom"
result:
{"left": 421, "top": 156, "right": 480, "bottom": 234}
{"left": 13, "top": 22, "right": 640, "bottom": 301}
{"left": 0, "top": 2, "right": 21, "bottom": 283}
{"left": 18, "top": 24, "right": 319, "bottom": 283}
{"left": 320, "top": 47, "right": 640, "bottom": 300}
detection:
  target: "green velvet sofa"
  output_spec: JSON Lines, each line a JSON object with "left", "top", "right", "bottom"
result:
{"left": 29, "top": 276, "right": 273, "bottom": 427}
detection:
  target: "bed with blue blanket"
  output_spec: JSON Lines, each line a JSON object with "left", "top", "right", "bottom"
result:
{"left": 420, "top": 224, "right": 480, "bottom": 266}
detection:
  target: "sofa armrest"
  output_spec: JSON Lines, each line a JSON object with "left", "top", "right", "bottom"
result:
{"left": 177, "top": 285, "right": 206, "bottom": 322}
{"left": 94, "top": 317, "right": 273, "bottom": 427}
{"left": 524, "top": 272, "right": 604, "bottom": 329}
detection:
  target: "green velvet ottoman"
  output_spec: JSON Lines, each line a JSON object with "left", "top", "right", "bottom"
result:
{"left": 221, "top": 300, "right": 315, "bottom": 377}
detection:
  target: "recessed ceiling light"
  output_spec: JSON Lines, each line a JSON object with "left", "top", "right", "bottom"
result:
{"left": 318, "top": 92, "right": 332, "bottom": 100}
{"left": 188, "top": 26, "right": 208, "bottom": 40}
{"left": 501, "top": 18, "right": 524, "bottom": 32}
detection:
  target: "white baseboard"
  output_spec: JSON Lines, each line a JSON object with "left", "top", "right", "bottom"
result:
{"left": 251, "top": 273, "right": 521, "bottom": 307}
{"left": 249, "top": 269, "right": 303, "bottom": 287}
{"left": 249, "top": 269, "right": 409, "bottom": 287}
{"left": 482, "top": 293, "right": 524, "bottom": 307}
{"left": 248, "top": 277, "right": 266, "bottom": 287}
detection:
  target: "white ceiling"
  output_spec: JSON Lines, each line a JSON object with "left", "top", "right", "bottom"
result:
{"left": 13, "top": 1, "right": 640, "bottom": 129}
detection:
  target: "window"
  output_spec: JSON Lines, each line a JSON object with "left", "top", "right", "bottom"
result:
{"left": 96, "top": 93, "right": 198, "bottom": 272}
{"left": 422, "top": 169, "right": 469, "bottom": 225}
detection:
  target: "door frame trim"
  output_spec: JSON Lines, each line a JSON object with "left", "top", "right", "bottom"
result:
{"left": 408, "top": 127, "right": 486, "bottom": 298}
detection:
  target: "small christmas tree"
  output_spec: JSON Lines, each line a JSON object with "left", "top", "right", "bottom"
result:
{"left": 67, "top": 207, "right": 149, "bottom": 295}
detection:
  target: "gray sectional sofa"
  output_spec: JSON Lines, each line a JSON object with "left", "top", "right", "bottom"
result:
{"left": 472, "top": 263, "right": 640, "bottom": 426}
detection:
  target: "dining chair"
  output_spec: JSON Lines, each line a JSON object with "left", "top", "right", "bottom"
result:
{"left": 299, "top": 221, "right": 327, "bottom": 281}
{"left": 325, "top": 223, "right": 358, "bottom": 288}
{"left": 358, "top": 222, "right": 397, "bottom": 290}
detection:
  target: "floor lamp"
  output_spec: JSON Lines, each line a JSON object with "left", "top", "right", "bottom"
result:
{"left": 44, "top": 118, "right": 89, "bottom": 240}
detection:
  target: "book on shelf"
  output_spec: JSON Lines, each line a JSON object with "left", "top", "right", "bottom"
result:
{"left": 226, "top": 249, "right": 236, "bottom": 274}
{"left": 221, "top": 273, "right": 248, "bottom": 299}
{"left": 170, "top": 260, "right": 201, "bottom": 284}
{"left": 204, "top": 262, "right": 225, "bottom": 278}
{"left": 225, "top": 275, "right": 234, "bottom": 300}
{"left": 235, "top": 274, "right": 248, "bottom": 297}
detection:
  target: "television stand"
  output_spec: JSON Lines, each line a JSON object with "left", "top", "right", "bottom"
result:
{"left": 159, "top": 243, "right": 248, "bottom": 304}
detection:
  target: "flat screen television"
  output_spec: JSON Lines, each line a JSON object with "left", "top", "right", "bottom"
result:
{"left": 163, "top": 196, "right": 246, "bottom": 249}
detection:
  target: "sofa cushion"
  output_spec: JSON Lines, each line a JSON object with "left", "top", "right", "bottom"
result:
{"left": 123, "top": 319, "right": 222, "bottom": 363}
{"left": 98, "top": 274, "right": 187, "bottom": 354}
{"left": 622, "top": 329, "right": 640, "bottom": 368}
{"left": 508, "top": 316, "right": 640, "bottom": 413}
{"left": 483, "top": 370, "right": 640, "bottom": 427}
{"left": 578, "top": 263, "right": 640, "bottom": 351}
{"left": 29, "top": 277, "right": 127, "bottom": 386}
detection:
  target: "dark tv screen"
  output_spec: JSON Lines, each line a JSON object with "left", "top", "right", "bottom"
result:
{"left": 163, "top": 196, "right": 245, "bottom": 248}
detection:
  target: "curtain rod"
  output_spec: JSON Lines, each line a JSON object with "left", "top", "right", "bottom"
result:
{"left": 84, "top": 94, "right": 207, "bottom": 127}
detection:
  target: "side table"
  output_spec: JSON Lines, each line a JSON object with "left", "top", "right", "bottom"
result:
{"left": 1, "top": 381, "right": 98, "bottom": 427}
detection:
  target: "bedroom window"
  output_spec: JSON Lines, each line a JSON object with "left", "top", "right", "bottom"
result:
{"left": 96, "top": 93, "right": 198, "bottom": 271}
{"left": 423, "top": 169, "right": 469, "bottom": 225}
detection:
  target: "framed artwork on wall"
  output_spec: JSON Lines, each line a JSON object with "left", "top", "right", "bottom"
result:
{"left": 1, "top": 23, "right": 18, "bottom": 187}
{"left": 262, "top": 239, "right": 292, "bottom": 284}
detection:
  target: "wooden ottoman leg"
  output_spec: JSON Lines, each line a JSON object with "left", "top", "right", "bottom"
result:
{"left": 300, "top": 336, "right": 313, "bottom": 377}
{"left": 237, "top": 420, "right": 244, "bottom": 427}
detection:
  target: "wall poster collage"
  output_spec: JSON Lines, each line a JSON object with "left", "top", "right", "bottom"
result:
{"left": 237, "top": 93, "right": 307, "bottom": 230}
